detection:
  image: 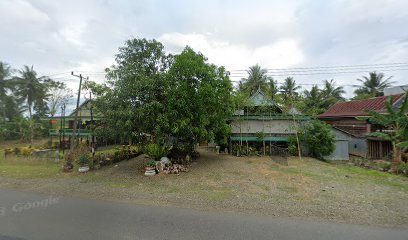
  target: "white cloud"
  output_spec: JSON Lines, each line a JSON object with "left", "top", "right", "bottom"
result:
{"left": 159, "top": 33, "right": 304, "bottom": 72}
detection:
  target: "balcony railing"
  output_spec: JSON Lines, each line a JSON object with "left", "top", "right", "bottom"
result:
{"left": 49, "top": 129, "right": 93, "bottom": 137}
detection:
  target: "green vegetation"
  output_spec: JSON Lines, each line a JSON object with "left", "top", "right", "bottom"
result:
{"left": 300, "top": 120, "right": 335, "bottom": 160}
{"left": 365, "top": 93, "right": 408, "bottom": 170}
{"left": 354, "top": 71, "right": 394, "bottom": 99}
{"left": 86, "top": 38, "right": 234, "bottom": 152}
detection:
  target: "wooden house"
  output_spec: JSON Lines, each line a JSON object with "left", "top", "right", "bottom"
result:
{"left": 319, "top": 93, "right": 406, "bottom": 159}
{"left": 229, "top": 89, "right": 309, "bottom": 152}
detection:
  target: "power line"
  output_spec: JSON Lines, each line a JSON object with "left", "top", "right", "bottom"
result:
{"left": 228, "top": 62, "right": 408, "bottom": 72}
{"left": 229, "top": 68, "right": 408, "bottom": 77}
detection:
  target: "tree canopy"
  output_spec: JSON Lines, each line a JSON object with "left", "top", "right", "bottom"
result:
{"left": 354, "top": 71, "right": 394, "bottom": 99}
{"left": 88, "top": 38, "right": 234, "bottom": 149}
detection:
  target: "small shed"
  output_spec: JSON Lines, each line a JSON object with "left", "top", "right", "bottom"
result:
{"left": 327, "top": 128, "right": 350, "bottom": 161}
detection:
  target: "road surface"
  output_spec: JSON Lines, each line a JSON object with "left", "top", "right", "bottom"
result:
{"left": 0, "top": 189, "right": 406, "bottom": 240}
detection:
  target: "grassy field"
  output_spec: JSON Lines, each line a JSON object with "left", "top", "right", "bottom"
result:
{"left": 1, "top": 142, "right": 408, "bottom": 227}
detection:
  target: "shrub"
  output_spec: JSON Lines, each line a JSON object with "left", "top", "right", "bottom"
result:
{"left": 145, "top": 160, "right": 156, "bottom": 168}
{"left": 20, "top": 147, "right": 33, "bottom": 156}
{"left": 397, "top": 162, "right": 408, "bottom": 176}
{"left": 76, "top": 154, "right": 90, "bottom": 167}
{"left": 300, "top": 120, "right": 335, "bottom": 160}
{"left": 144, "top": 143, "right": 170, "bottom": 161}
{"left": 375, "top": 161, "right": 391, "bottom": 172}
{"left": 63, "top": 146, "right": 90, "bottom": 171}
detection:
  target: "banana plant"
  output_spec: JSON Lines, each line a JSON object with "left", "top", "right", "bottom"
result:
{"left": 366, "top": 93, "right": 408, "bottom": 170}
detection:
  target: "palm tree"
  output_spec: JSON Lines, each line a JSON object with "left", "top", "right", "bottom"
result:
{"left": 268, "top": 78, "right": 278, "bottom": 100}
{"left": 303, "top": 85, "right": 324, "bottom": 115}
{"left": 14, "top": 66, "right": 50, "bottom": 119}
{"left": 0, "top": 62, "right": 13, "bottom": 122}
{"left": 240, "top": 64, "right": 271, "bottom": 96}
{"left": 280, "top": 77, "right": 301, "bottom": 102}
{"left": 321, "top": 79, "right": 345, "bottom": 109}
{"left": 355, "top": 71, "right": 394, "bottom": 98}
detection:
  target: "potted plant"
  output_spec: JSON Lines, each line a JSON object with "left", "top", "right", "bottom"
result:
{"left": 76, "top": 154, "right": 90, "bottom": 173}
{"left": 144, "top": 160, "right": 156, "bottom": 176}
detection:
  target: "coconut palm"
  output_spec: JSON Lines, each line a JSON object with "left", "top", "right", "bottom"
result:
{"left": 14, "top": 65, "right": 50, "bottom": 119}
{"left": 268, "top": 78, "right": 278, "bottom": 100}
{"left": 240, "top": 64, "right": 271, "bottom": 96}
{"left": 303, "top": 85, "right": 324, "bottom": 115}
{"left": 354, "top": 72, "right": 394, "bottom": 98}
{"left": 0, "top": 62, "right": 14, "bottom": 122}
{"left": 280, "top": 77, "right": 301, "bottom": 102}
{"left": 321, "top": 79, "right": 345, "bottom": 108}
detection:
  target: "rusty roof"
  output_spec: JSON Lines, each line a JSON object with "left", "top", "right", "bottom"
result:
{"left": 319, "top": 93, "right": 405, "bottom": 118}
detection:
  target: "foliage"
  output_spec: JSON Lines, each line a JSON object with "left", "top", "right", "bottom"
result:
{"left": 87, "top": 39, "right": 234, "bottom": 147}
{"left": 397, "top": 162, "right": 408, "bottom": 176}
{"left": 145, "top": 160, "right": 156, "bottom": 168}
{"left": 47, "top": 81, "right": 73, "bottom": 117}
{"left": 144, "top": 143, "right": 170, "bottom": 161}
{"left": 76, "top": 154, "right": 90, "bottom": 166}
{"left": 366, "top": 93, "right": 408, "bottom": 168}
{"left": 299, "top": 120, "right": 335, "bottom": 159}
{"left": 287, "top": 137, "right": 298, "bottom": 156}
{"left": 165, "top": 46, "right": 234, "bottom": 149}
{"left": 239, "top": 64, "right": 271, "bottom": 96}
{"left": 354, "top": 71, "right": 394, "bottom": 99}
{"left": 280, "top": 77, "right": 301, "bottom": 102}
{"left": 301, "top": 80, "right": 345, "bottom": 115}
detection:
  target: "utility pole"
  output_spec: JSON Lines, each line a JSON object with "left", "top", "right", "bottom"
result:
{"left": 71, "top": 72, "right": 88, "bottom": 150}
{"left": 61, "top": 103, "right": 66, "bottom": 154}
{"left": 89, "top": 92, "right": 96, "bottom": 155}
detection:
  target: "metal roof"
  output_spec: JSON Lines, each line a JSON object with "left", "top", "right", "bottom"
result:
{"left": 319, "top": 94, "right": 405, "bottom": 118}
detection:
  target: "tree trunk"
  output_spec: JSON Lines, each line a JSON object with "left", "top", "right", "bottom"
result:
{"left": 28, "top": 104, "right": 33, "bottom": 144}
{"left": 391, "top": 143, "right": 402, "bottom": 173}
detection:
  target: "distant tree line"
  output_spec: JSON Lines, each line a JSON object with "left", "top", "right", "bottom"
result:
{"left": 236, "top": 64, "right": 394, "bottom": 115}
{"left": 0, "top": 62, "right": 72, "bottom": 142}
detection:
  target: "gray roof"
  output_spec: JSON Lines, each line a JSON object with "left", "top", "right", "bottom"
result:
{"left": 249, "top": 88, "right": 275, "bottom": 106}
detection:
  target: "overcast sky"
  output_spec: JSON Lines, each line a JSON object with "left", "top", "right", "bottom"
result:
{"left": 1, "top": 0, "right": 407, "bottom": 100}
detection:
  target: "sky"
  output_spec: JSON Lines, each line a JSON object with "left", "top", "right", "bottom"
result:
{"left": 1, "top": 0, "right": 408, "bottom": 104}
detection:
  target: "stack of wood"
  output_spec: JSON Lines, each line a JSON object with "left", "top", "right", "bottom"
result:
{"left": 162, "top": 164, "right": 189, "bottom": 174}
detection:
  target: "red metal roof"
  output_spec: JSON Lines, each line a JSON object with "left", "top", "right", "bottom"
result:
{"left": 319, "top": 94, "right": 405, "bottom": 118}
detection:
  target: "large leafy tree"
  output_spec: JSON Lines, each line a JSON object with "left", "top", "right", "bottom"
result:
{"left": 300, "top": 120, "right": 335, "bottom": 160}
{"left": 89, "top": 38, "right": 233, "bottom": 149}
{"left": 280, "top": 77, "right": 301, "bottom": 103}
{"left": 366, "top": 93, "right": 408, "bottom": 171}
{"left": 166, "top": 47, "right": 234, "bottom": 150}
{"left": 47, "top": 81, "right": 73, "bottom": 117}
{"left": 240, "top": 64, "right": 271, "bottom": 96}
{"left": 354, "top": 71, "right": 394, "bottom": 98}
{"left": 93, "top": 38, "right": 171, "bottom": 143}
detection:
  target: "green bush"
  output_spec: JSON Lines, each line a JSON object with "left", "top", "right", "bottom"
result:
{"left": 76, "top": 154, "right": 90, "bottom": 167}
{"left": 144, "top": 143, "right": 170, "bottom": 161}
{"left": 376, "top": 161, "right": 391, "bottom": 172}
{"left": 397, "top": 162, "right": 408, "bottom": 176}
{"left": 300, "top": 120, "right": 335, "bottom": 160}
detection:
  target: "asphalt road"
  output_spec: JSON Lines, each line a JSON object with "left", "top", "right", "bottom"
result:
{"left": 0, "top": 189, "right": 406, "bottom": 240}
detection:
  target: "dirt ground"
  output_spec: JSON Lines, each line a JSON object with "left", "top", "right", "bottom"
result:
{"left": 1, "top": 147, "right": 408, "bottom": 228}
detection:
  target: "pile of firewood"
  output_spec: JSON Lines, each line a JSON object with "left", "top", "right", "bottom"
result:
{"left": 162, "top": 164, "right": 189, "bottom": 174}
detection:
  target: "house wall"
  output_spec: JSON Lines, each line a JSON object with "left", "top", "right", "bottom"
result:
{"left": 231, "top": 119, "right": 297, "bottom": 135}
{"left": 328, "top": 128, "right": 350, "bottom": 160}
{"left": 349, "top": 138, "right": 368, "bottom": 158}
{"left": 322, "top": 118, "right": 368, "bottom": 137}
{"left": 328, "top": 140, "right": 349, "bottom": 160}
